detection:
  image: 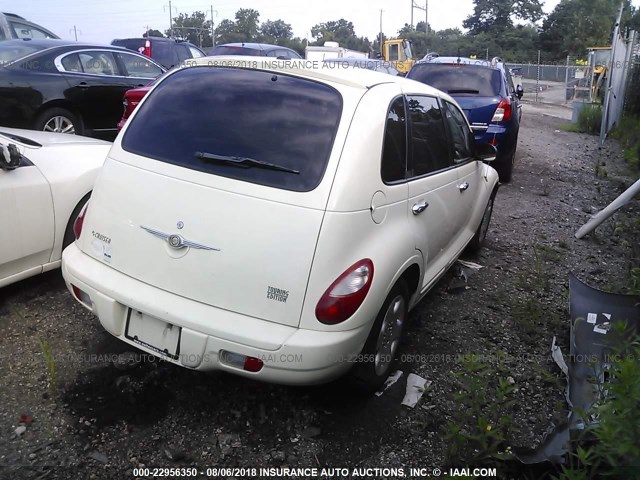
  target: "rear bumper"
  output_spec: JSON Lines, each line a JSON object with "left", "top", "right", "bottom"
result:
{"left": 61, "top": 243, "right": 369, "bottom": 385}
{"left": 475, "top": 124, "right": 517, "bottom": 157}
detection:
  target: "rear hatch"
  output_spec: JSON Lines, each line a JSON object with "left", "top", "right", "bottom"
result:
{"left": 80, "top": 65, "right": 345, "bottom": 328}
{"left": 407, "top": 63, "right": 503, "bottom": 135}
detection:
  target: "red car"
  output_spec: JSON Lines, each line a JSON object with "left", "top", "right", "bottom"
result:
{"left": 117, "top": 85, "right": 151, "bottom": 130}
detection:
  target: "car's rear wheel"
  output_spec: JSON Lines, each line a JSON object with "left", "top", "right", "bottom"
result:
{"left": 494, "top": 144, "right": 516, "bottom": 183}
{"left": 35, "top": 108, "right": 82, "bottom": 135}
{"left": 467, "top": 189, "right": 496, "bottom": 253}
{"left": 351, "top": 280, "right": 408, "bottom": 392}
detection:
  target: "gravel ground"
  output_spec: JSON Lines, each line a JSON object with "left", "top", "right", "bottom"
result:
{"left": 1, "top": 109, "right": 638, "bottom": 480}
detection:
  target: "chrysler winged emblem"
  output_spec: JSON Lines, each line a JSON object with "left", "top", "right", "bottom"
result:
{"left": 140, "top": 226, "right": 220, "bottom": 251}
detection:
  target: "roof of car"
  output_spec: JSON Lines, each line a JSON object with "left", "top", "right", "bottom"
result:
{"left": 0, "top": 38, "right": 135, "bottom": 51}
{"left": 185, "top": 56, "right": 451, "bottom": 95}
{"left": 217, "top": 42, "right": 294, "bottom": 51}
{"left": 113, "top": 36, "right": 199, "bottom": 45}
{"left": 323, "top": 57, "right": 384, "bottom": 64}
{"left": 417, "top": 56, "right": 501, "bottom": 69}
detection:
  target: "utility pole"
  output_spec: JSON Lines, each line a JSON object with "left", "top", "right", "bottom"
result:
{"left": 379, "top": 9, "right": 384, "bottom": 57}
{"left": 210, "top": 5, "right": 218, "bottom": 47}
{"left": 69, "top": 25, "right": 80, "bottom": 41}
{"left": 412, "top": 1, "right": 428, "bottom": 33}
{"left": 164, "top": 1, "right": 177, "bottom": 38}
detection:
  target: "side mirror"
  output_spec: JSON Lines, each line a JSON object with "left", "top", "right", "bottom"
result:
{"left": 475, "top": 143, "right": 498, "bottom": 162}
{"left": 516, "top": 84, "right": 524, "bottom": 99}
{"left": 0, "top": 143, "right": 21, "bottom": 171}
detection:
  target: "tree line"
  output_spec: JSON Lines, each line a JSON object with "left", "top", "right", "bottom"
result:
{"left": 143, "top": 0, "right": 640, "bottom": 63}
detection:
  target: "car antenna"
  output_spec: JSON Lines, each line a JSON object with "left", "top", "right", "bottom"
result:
{"left": 457, "top": 47, "right": 461, "bottom": 64}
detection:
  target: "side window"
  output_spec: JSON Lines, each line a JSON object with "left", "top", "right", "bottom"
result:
{"left": 119, "top": 53, "right": 163, "bottom": 78}
{"left": 406, "top": 95, "right": 451, "bottom": 176}
{"left": 175, "top": 44, "right": 191, "bottom": 63}
{"left": 188, "top": 46, "right": 204, "bottom": 58}
{"left": 61, "top": 53, "right": 82, "bottom": 72}
{"left": 78, "top": 51, "right": 118, "bottom": 76}
{"left": 381, "top": 97, "right": 407, "bottom": 183}
{"left": 442, "top": 100, "right": 473, "bottom": 162}
{"left": 10, "top": 21, "right": 51, "bottom": 40}
{"left": 388, "top": 43, "right": 399, "bottom": 61}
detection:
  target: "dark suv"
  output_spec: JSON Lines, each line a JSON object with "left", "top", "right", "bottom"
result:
{"left": 111, "top": 37, "right": 206, "bottom": 69}
{"left": 407, "top": 56, "right": 523, "bottom": 182}
{"left": 0, "top": 12, "right": 59, "bottom": 40}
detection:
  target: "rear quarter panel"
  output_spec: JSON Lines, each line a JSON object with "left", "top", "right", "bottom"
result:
{"left": 300, "top": 82, "right": 422, "bottom": 332}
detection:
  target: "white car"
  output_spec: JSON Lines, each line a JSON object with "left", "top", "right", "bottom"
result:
{"left": 62, "top": 58, "right": 499, "bottom": 390}
{"left": 0, "top": 128, "right": 110, "bottom": 288}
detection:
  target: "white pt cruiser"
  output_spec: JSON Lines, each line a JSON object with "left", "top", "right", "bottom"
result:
{"left": 62, "top": 58, "right": 499, "bottom": 391}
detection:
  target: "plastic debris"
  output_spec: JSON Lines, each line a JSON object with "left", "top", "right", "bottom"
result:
{"left": 401, "top": 373, "right": 430, "bottom": 408}
{"left": 375, "top": 370, "right": 403, "bottom": 397}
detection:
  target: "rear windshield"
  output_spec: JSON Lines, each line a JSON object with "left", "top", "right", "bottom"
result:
{"left": 122, "top": 66, "right": 343, "bottom": 192}
{"left": 112, "top": 39, "right": 176, "bottom": 67}
{"left": 408, "top": 64, "right": 502, "bottom": 97}
{"left": 210, "top": 46, "right": 264, "bottom": 56}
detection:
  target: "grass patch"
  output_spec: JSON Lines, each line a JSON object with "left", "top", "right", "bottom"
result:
{"left": 611, "top": 115, "right": 640, "bottom": 174}
{"left": 445, "top": 354, "right": 517, "bottom": 465}
{"left": 575, "top": 103, "right": 602, "bottom": 135}
{"left": 40, "top": 339, "right": 58, "bottom": 398}
{"left": 554, "top": 332, "right": 640, "bottom": 479}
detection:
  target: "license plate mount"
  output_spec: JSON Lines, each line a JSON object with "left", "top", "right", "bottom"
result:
{"left": 125, "top": 310, "right": 181, "bottom": 360}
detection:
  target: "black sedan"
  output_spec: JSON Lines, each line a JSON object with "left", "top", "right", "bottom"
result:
{"left": 0, "top": 39, "right": 165, "bottom": 138}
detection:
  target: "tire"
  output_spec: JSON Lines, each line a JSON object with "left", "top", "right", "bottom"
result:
{"left": 350, "top": 280, "right": 409, "bottom": 392}
{"left": 34, "top": 107, "right": 82, "bottom": 135}
{"left": 494, "top": 144, "right": 516, "bottom": 183}
{"left": 467, "top": 189, "right": 496, "bottom": 253}
{"left": 62, "top": 192, "right": 91, "bottom": 251}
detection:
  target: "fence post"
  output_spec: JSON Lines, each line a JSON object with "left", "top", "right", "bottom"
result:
{"left": 536, "top": 50, "right": 540, "bottom": 103}
{"left": 565, "top": 55, "right": 570, "bottom": 104}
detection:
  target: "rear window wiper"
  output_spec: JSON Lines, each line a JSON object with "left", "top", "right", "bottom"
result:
{"left": 195, "top": 152, "right": 300, "bottom": 174}
{"left": 447, "top": 89, "right": 480, "bottom": 94}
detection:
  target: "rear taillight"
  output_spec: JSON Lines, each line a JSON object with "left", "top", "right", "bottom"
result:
{"left": 143, "top": 39, "right": 151, "bottom": 58}
{"left": 73, "top": 202, "right": 89, "bottom": 240}
{"left": 315, "top": 259, "right": 374, "bottom": 324}
{"left": 491, "top": 98, "right": 512, "bottom": 123}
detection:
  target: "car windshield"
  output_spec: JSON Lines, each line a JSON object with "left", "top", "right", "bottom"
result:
{"left": 0, "top": 42, "right": 47, "bottom": 66}
{"left": 122, "top": 66, "right": 343, "bottom": 192}
{"left": 408, "top": 64, "right": 502, "bottom": 97}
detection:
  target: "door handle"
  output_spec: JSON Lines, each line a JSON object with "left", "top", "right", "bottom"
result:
{"left": 412, "top": 201, "right": 429, "bottom": 215}
{"left": 458, "top": 181, "right": 470, "bottom": 192}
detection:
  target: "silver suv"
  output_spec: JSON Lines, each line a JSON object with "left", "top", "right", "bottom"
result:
{"left": 0, "top": 12, "right": 59, "bottom": 41}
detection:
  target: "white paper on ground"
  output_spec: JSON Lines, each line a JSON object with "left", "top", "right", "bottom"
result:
{"left": 401, "top": 373, "right": 431, "bottom": 408}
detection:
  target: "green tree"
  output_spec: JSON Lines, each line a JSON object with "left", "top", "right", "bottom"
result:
{"left": 215, "top": 18, "right": 245, "bottom": 44}
{"left": 167, "top": 11, "right": 212, "bottom": 47}
{"left": 310, "top": 18, "right": 371, "bottom": 51}
{"left": 540, "top": 0, "right": 632, "bottom": 60}
{"left": 259, "top": 19, "right": 292, "bottom": 42}
{"left": 143, "top": 28, "right": 164, "bottom": 38}
{"left": 463, "top": 0, "right": 544, "bottom": 34}
{"left": 235, "top": 8, "right": 260, "bottom": 39}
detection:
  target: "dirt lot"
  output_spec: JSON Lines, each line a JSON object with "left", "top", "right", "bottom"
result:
{"left": 1, "top": 109, "right": 638, "bottom": 480}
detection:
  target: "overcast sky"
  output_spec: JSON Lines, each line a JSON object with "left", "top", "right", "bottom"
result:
{"left": 4, "top": 0, "right": 634, "bottom": 45}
